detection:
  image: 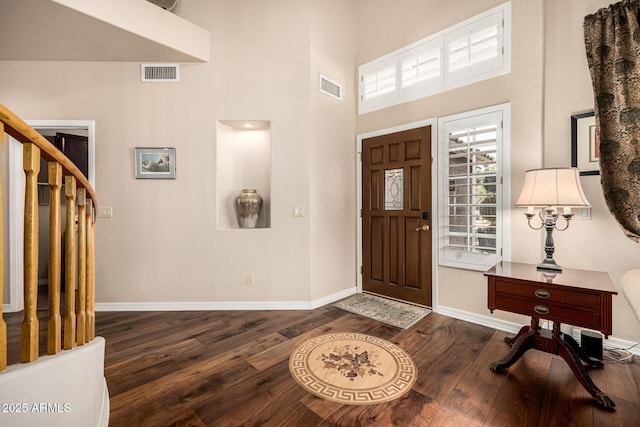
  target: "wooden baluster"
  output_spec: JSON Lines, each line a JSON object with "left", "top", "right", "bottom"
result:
{"left": 21, "top": 143, "right": 40, "bottom": 362}
{"left": 47, "top": 162, "right": 63, "bottom": 355}
{"left": 63, "top": 176, "right": 77, "bottom": 350}
{"left": 86, "top": 202, "right": 95, "bottom": 342}
{"left": 0, "top": 123, "right": 7, "bottom": 371}
{"left": 76, "top": 188, "right": 87, "bottom": 346}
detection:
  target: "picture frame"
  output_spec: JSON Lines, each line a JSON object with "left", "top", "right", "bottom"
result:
{"left": 135, "top": 147, "right": 176, "bottom": 179}
{"left": 571, "top": 111, "right": 599, "bottom": 176}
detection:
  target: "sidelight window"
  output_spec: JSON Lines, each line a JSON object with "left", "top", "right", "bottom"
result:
{"left": 438, "top": 104, "right": 510, "bottom": 271}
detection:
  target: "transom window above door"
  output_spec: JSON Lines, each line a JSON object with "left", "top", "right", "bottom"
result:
{"left": 359, "top": 2, "right": 511, "bottom": 114}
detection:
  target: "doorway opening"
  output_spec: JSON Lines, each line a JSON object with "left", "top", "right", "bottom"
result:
{"left": 5, "top": 120, "right": 95, "bottom": 312}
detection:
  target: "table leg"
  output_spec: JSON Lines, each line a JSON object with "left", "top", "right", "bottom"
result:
{"left": 490, "top": 326, "right": 536, "bottom": 372}
{"left": 504, "top": 324, "right": 530, "bottom": 346}
{"left": 555, "top": 333, "right": 615, "bottom": 409}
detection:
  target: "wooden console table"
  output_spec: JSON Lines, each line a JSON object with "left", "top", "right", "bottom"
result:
{"left": 485, "top": 262, "right": 618, "bottom": 409}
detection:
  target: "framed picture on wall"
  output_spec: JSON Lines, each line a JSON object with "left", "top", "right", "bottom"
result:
{"left": 135, "top": 147, "right": 176, "bottom": 179}
{"left": 571, "top": 111, "right": 599, "bottom": 176}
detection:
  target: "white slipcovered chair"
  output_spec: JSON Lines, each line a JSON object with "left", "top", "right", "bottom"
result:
{"left": 620, "top": 270, "right": 640, "bottom": 324}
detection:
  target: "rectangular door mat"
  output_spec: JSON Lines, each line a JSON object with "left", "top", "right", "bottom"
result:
{"left": 334, "top": 293, "right": 431, "bottom": 329}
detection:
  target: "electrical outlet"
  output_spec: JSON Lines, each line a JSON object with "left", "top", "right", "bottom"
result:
{"left": 245, "top": 273, "right": 254, "bottom": 286}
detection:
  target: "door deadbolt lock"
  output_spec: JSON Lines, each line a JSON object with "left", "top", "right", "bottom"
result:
{"left": 415, "top": 225, "right": 430, "bottom": 232}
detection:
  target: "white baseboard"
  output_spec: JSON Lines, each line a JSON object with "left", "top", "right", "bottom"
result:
{"left": 310, "top": 287, "right": 356, "bottom": 309}
{"left": 436, "top": 305, "right": 523, "bottom": 335}
{"left": 95, "top": 287, "right": 357, "bottom": 312}
{"left": 436, "top": 305, "right": 640, "bottom": 356}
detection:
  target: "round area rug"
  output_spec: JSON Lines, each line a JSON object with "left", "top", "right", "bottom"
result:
{"left": 289, "top": 332, "right": 417, "bottom": 405}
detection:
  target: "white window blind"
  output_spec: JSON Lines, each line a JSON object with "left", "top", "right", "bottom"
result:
{"left": 360, "top": 58, "right": 398, "bottom": 111}
{"left": 399, "top": 39, "right": 444, "bottom": 102}
{"left": 361, "top": 62, "right": 396, "bottom": 101}
{"left": 401, "top": 42, "right": 442, "bottom": 88}
{"left": 359, "top": 1, "right": 510, "bottom": 115}
{"left": 445, "top": 12, "right": 504, "bottom": 86}
{"left": 438, "top": 105, "right": 509, "bottom": 271}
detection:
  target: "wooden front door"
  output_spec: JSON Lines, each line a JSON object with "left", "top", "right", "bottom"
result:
{"left": 362, "top": 126, "right": 432, "bottom": 307}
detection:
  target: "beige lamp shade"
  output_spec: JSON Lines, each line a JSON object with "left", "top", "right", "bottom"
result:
{"left": 515, "top": 168, "right": 591, "bottom": 207}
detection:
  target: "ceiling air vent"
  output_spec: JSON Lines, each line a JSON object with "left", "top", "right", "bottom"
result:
{"left": 319, "top": 74, "right": 342, "bottom": 100}
{"left": 141, "top": 64, "right": 180, "bottom": 82}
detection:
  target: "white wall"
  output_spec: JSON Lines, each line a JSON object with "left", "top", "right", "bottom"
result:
{"left": 0, "top": 338, "right": 109, "bottom": 427}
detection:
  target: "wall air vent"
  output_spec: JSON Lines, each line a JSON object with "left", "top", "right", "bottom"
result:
{"left": 141, "top": 64, "right": 180, "bottom": 82}
{"left": 319, "top": 74, "right": 342, "bottom": 100}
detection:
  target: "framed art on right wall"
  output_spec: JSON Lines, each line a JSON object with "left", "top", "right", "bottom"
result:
{"left": 571, "top": 111, "right": 599, "bottom": 176}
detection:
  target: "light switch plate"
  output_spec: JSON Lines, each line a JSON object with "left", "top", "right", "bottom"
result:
{"left": 579, "top": 208, "right": 591, "bottom": 220}
{"left": 293, "top": 206, "right": 304, "bottom": 217}
{"left": 97, "top": 206, "right": 113, "bottom": 218}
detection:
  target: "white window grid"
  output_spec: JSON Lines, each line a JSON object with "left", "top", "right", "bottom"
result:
{"left": 438, "top": 105, "right": 510, "bottom": 271}
{"left": 359, "top": 1, "right": 510, "bottom": 114}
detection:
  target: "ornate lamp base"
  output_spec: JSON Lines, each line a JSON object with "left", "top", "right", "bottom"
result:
{"left": 537, "top": 258, "right": 562, "bottom": 272}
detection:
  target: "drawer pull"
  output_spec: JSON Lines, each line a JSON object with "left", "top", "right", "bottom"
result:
{"left": 534, "top": 305, "right": 550, "bottom": 315}
{"left": 535, "top": 289, "right": 551, "bottom": 299}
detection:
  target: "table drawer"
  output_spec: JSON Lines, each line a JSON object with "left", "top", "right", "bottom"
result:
{"left": 494, "top": 279, "right": 600, "bottom": 309}
{"left": 494, "top": 294, "right": 601, "bottom": 329}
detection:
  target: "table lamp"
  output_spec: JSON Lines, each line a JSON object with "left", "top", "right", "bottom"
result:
{"left": 515, "top": 168, "right": 591, "bottom": 271}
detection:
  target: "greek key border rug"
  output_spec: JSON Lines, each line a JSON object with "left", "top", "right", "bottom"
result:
{"left": 289, "top": 333, "right": 417, "bottom": 405}
{"left": 333, "top": 293, "right": 431, "bottom": 329}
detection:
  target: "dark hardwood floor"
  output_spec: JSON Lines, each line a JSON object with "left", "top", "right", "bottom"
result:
{"left": 5, "top": 293, "right": 640, "bottom": 426}
{"left": 92, "top": 302, "right": 640, "bottom": 426}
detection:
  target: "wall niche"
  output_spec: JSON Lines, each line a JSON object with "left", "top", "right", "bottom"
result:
{"left": 217, "top": 120, "right": 271, "bottom": 229}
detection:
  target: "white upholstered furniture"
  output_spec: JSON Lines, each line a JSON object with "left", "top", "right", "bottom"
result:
{"left": 620, "top": 269, "right": 640, "bottom": 323}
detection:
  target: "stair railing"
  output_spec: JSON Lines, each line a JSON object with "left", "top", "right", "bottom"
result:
{"left": 0, "top": 103, "right": 98, "bottom": 370}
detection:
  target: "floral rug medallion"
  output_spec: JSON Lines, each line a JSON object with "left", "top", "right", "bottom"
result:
{"left": 289, "top": 333, "right": 417, "bottom": 405}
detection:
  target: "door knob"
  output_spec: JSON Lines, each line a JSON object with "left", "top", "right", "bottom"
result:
{"left": 415, "top": 225, "right": 430, "bottom": 232}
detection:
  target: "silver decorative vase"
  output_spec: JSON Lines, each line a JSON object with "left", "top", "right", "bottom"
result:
{"left": 235, "top": 189, "right": 263, "bottom": 228}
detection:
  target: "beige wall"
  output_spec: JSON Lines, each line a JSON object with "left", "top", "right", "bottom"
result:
{"left": 543, "top": 0, "right": 640, "bottom": 342}
{"left": 2, "top": 0, "right": 638, "bottom": 343}
{"left": 356, "top": 0, "right": 544, "bottom": 314}
{"left": 1, "top": 0, "right": 357, "bottom": 306}
{"left": 310, "top": 0, "right": 358, "bottom": 300}
{"left": 356, "top": 0, "right": 640, "bottom": 343}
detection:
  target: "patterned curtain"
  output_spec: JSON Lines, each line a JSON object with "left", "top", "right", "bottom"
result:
{"left": 584, "top": 0, "right": 640, "bottom": 242}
